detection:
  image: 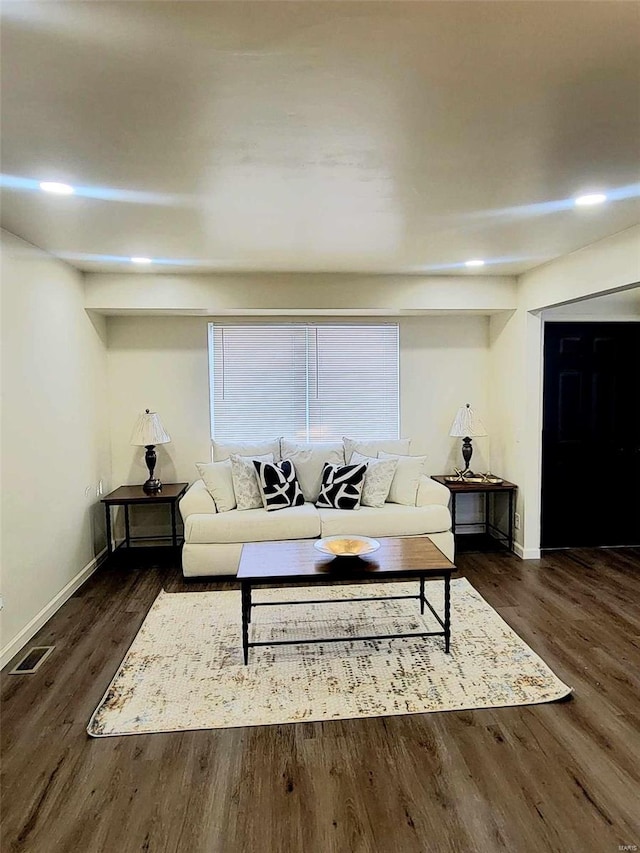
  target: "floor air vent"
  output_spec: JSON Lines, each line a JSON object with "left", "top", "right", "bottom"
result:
{"left": 9, "top": 646, "right": 55, "bottom": 674}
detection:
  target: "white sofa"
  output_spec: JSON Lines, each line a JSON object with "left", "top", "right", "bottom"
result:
{"left": 179, "top": 474, "right": 453, "bottom": 578}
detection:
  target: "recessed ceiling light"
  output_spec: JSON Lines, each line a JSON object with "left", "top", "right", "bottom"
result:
{"left": 574, "top": 193, "right": 607, "bottom": 207}
{"left": 131, "top": 257, "right": 152, "bottom": 264}
{"left": 39, "top": 181, "right": 74, "bottom": 195}
{"left": 465, "top": 259, "right": 485, "bottom": 268}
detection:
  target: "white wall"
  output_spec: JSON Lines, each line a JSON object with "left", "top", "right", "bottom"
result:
{"left": 521, "top": 224, "right": 640, "bottom": 312}
{"left": 86, "top": 272, "right": 516, "bottom": 315}
{"left": 107, "top": 317, "right": 211, "bottom": 490}
{"left": 489, "top": 309, "right": 542, "bottom": 556}
{"left": 0, "top": 231, "right": 111, "bottom": 665}
{"left": 542, "top": 286, "right": 640, "bottom": 320}
{"left": 490, "top": 227, "right": 640, "bottom": 557}
{"left": 106, "top": 314, "right": 491, "bottom": 528}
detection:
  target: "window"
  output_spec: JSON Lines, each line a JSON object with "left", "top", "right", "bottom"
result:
{"left": 208, "top": 323, "right": 399, "bottom": 441}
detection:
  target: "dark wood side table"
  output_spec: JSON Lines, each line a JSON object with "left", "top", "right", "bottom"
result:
{"left": 101, "top": 483, "right": 189, "bottom": 556}
{"left": 432, "top": 476, "right": 518, "bottom": 552}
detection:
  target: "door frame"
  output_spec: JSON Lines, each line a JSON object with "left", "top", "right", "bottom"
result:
{"left": 535, "top": 314, "right": 640, "bottom": 552}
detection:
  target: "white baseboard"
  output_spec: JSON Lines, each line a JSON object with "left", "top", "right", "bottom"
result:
{"left": 1, "top": 546, "right": 109, "bottom": 670}
{"left": 514, "top": 542, "right": 541, "bottom": 560}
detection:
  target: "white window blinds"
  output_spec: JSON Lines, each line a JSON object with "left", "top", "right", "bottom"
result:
{"left": 208, "top": 323, "right": 399, "bottom": 441}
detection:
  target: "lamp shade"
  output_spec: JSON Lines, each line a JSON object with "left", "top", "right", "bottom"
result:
{"left": 130, "top": 409, "right": 171, "bottom": 446}
{"left": 449, "top": 403, "right": 487, "bottom": 438}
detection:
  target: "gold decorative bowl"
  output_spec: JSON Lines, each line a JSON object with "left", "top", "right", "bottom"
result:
{"left": 314, "top": 535, "right": 381, "bottom": 557}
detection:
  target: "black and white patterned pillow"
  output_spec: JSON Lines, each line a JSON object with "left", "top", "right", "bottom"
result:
{"left": 315, "top": 462, "right": 368, "bottom": 510}
{"left": 253, "top": 459, "right": 305, "bottom": 512}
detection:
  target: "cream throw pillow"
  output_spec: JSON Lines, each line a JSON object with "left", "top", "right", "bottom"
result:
{"left": 343, "top": 436, "right": 411, "bottom": 461}
{"left": 377, "top": 451, "right": 427, "bottom": 506}
{"left": 212, "top": 438, "right": 281, "bottom": 462}
{"left": 349, "top": 451, "right": 398, "bottom": 508}
{"left": 230, "top": 453, "right": 274, "bottom": 510}
{"left": 195, "top": 460, "right": 236, "bottom": 512}
{"left": 280, "top": 440, "right": 345, "bottom": 502}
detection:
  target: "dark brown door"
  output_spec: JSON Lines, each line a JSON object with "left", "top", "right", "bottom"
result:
{"left": 542, "top": 321, "right": 640, "bottom": 548}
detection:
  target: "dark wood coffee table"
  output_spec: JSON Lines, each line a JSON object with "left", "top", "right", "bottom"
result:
{"left": 236, "top": 536, "right": 456, "bottom": 664}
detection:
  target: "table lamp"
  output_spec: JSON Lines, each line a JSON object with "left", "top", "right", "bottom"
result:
{"left": 449, "top": 403, "right": 487, "bottom": 475}
{"left": 130, "top": 409, "right": 171, "bottom": 493}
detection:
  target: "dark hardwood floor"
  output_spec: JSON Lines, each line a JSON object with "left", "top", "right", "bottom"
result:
{"left": 2, "top": 545, "right": 639, "bottom": 853}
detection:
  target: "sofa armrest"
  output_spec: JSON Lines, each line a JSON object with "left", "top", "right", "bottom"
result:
{"left": 416, "top": 475, "right": 451, "bottom": 508}
{"left": 179, "top": 479, "right": 217, "bottom": 520}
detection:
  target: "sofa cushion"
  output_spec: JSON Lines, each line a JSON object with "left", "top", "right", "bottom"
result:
{"left": 416, "top": 475, "right": 451, "bottom": 507}
{"left": 317, "top": 503, "right": 451, "bottom": 538}
{"left": 230, "top": 453, "right": 274, "bottom": 510}
{"left": 179, "top": 479, "right": 217, "bottom": 519}
{"left": 254, "top": 459, "right": 305, "bottom": 512}
{"left": 343, "top": 436, "right": 411, "bottom": 460}
{"left": 349, "top": 451, "right": 398, "bottom": 508}
{"left": 377, "top": 451, "right": 427, "bottom": 506}
{"left": 184, "top": 503, "right": 321, "bottom": 545}
{"left": 212, "top": 438, "right": 281, "bottom": 462}
{"left": 280, "top": 439, "right": 345, "bottom": 502}
{"left": 195, "top": 460, "right": 236, "bottom": 512}
{"left": 316, "top": 462, "right": 367, "bottom": 510}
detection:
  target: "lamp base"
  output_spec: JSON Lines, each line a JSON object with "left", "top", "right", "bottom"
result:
{"left": 461, "top": 436, "right": 474, "bottom": 474}
{"left": 142, "top": 444, "right": 162, "bottom": 493}
{"left": 143, "top": 478, "right": 162, "bottom": 494}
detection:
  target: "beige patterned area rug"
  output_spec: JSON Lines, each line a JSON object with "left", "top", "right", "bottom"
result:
{"left": 88, "top": 578, "right": 571, "bottom": 736}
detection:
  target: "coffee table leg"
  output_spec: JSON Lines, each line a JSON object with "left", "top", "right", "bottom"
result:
{"left": 241, "top": 582, "right": 250, "bottom": 665}
{"left": 419, "top": 575, "right": 425, "bottom": 615}
{"left": 444, "top": 572, "right": 451, "bottom": 653}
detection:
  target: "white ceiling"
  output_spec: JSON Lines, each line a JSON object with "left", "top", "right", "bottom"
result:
{"left": 1, "top": 1, "right": 639, "bottom": 275}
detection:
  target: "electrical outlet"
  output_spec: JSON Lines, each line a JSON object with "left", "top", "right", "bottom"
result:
{"left": 514, "top": 512, "right": 521, "bottom": 529}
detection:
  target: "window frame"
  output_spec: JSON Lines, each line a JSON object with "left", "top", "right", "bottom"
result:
{"left": 208, "top": 321, "right": 400, "bottom": 442}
